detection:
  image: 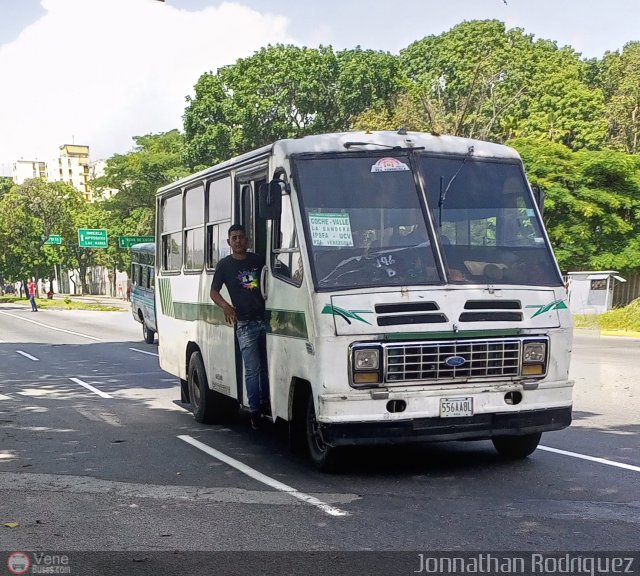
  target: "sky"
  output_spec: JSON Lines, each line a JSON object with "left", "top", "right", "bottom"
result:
{"left": 0, "top": 0, "right": 638, "bottom": 176}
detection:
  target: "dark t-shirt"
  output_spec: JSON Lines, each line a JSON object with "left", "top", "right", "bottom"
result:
{"left": 211, "top": 252, "right": 265, "bottom": 321}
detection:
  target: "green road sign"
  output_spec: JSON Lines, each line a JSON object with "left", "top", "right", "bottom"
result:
{"left": 118, "top": 235, "right": 155, "bottom": 249}
{"left": 44, "top": 234, "right": 62, "bottom": 245}
{"left": 78, "top": 228, "right": 108, "bottom": 248}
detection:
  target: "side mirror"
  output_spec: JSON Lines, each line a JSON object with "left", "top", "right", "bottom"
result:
{"left": 531, "top": 184, "right": 545, "bottom": 217}
{"left": 259, "top": 180, "right": 283, "bottom": 220}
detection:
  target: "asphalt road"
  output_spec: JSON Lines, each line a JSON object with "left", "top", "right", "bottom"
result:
{"left": 0, "top": 303, "right": 638, "bottom": 571}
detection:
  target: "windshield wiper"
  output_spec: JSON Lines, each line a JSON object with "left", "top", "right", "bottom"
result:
{"left": 344, "top": 141, "right": 403, "bottom": 150}
{"left": 438, "top": 145, "right": 474, "bottom": 227}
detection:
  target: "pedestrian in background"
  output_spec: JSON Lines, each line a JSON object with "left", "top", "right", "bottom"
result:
{"left": 27, "top": 277, "right": 38, "bottom": 312}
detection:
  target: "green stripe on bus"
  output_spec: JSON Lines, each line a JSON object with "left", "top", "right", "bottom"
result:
{"left": 173, "top": 302, "right": 227, "bottom": 325}
{"left": 158, "top": 299, "right": 308, "bottom": 338}
{"left": 157, "top": 278, "right": 174, "bottom": 318}
{"left": 265, "top": 309, "right": 308, "bottom": 340}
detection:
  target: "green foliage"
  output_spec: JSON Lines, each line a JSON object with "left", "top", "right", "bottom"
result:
{"left": 184, "top": 44, "right": 404, "bottom": 168}
{"left": 396, "top": 21, "right": 607, "bottom": 149}
{"left": 597, "top": 42, "right": 640, "bottom": 154}
{"left": 0, "top": 177, "right": 14, "bottom": 199}
{"left": 574, "top": 299, "right": 640, "bottom": 333}
{"left": 93, "top": 130, "right": 189, "bottom": 219}
{"left": 511, "top": 138, "right": 640, "bottom": 272}
{"left": 0, "top": 179, "right": 83, "bottom": 281}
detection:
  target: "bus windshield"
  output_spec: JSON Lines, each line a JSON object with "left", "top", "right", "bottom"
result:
{"left": 295, "top": 154, "right": 441, "bottom": 289}
{"left": 419, "top": 155, "right": 562, "bottom": 286}
{"left": 294, "top": 153, "right": 562, "bottom": 290}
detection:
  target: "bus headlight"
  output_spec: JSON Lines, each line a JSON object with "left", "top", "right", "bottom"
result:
{"left": 352, "top": 347, "right": 382, "bottom": 385}
{"left": 354, "top": 349, "right": 379, "bottom": 370}
{"left": 521, "top": 341, "right": 547, "bottom": 376}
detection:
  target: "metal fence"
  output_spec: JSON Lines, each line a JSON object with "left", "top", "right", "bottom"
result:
{"left": 613, "top": 270, "right": 640, "bottom": 307}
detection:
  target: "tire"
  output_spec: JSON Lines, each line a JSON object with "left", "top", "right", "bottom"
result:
{"left": 180, "top": 378, "right": 189, "bottom": 403}
{"left": 188, "top": 351, "right": 238, "bottom": 424}
{"left": 288, "top": 386, "right": 308, "bottom": 456}
{"left": 305, "top": 393, "right": 340, "bottom": 472}
{"left": 492, "top": 432, "right": 542, "bottom": 460}
{"left": 143, "top": 322, "right": 155, "bottom": 344}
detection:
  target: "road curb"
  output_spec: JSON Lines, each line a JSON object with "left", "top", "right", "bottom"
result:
{"left": 600, "top": 329, "right": 640, "bottom": 338}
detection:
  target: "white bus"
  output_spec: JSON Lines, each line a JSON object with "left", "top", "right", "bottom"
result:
{"left": 155, "top": 131, "right": 573, "bottom": 470}
{"left": 131, "top": 242, "right": 157, "bottom": 343}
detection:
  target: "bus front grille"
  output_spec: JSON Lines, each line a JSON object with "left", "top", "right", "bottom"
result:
{"left": 385, "top": 338, "right": 521, "bottom": 383}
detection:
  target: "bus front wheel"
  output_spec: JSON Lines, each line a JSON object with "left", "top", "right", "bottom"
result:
{"left": 492, "top": 432, "right": 541, "bottom": 460}
{"left": 305, "top": 393, "right": 340, "bottom": 472}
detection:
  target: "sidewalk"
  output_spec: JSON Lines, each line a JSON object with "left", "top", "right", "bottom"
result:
{"left": 50, "top": 293, "right": 131, "bottom": 311}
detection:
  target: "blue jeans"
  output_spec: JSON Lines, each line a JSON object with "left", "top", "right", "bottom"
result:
{"left": 236, "top": 320, "right": 269, "bottom": 413}
{"left": 29, "top": 295, "right": 38, "bottom": 311}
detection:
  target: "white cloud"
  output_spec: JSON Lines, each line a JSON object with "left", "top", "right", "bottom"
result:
{"left": 0, "top": 0, "right": 292, "bottom": 173}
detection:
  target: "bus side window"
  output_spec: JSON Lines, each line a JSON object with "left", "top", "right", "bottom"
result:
{"left": 207, "top": 225, "right": 220, "bottom": 269}
{"left": 161, "top": 193, "right": 182, "bottom": 272}
{"left": 206, "top": 176, "right": 231, "bottom": 270}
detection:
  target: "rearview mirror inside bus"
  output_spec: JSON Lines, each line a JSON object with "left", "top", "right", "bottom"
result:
{"left": 258, "top": 180, "right": 283, "bottom": 220}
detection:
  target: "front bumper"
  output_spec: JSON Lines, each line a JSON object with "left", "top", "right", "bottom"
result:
{"left": 320, "top": 406, "right": 572, "bottom": 447}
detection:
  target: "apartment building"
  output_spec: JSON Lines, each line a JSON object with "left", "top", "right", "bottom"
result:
{"left": 12, "top": 144, "right": 94, "bottom": 202}
{"left": 48, "top": 144, "right": 91, "bottom": 201}
{"left": 12, "top": 159, "right": 48, "bottom": 183}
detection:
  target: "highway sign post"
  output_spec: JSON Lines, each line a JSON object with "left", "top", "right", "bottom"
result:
{"left": 78, "top": 228, "right": 108, "bottom": 248}
{"left": 118, "top": 235, "right": 155, "bottom": 249}
{"left": 44, "top": 234, "right": 62, "bottom": 245}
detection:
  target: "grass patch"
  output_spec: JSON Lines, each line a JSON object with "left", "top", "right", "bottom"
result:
{"left": 0, "top": 295, "right": 122, "bottom": 312}
{"left": 573, "top": 299, "right": 640, "bottom": 333}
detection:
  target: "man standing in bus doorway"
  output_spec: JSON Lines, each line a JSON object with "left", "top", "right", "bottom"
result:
{"left": 210, "top": 224, "right": 269, "bottom": 430}
{"left": 27, "top": 277, "right": 38, "bottom": 312}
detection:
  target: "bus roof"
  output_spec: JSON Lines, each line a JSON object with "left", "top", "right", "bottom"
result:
{"left": 130, "top": 242, "right": 155, "bottom": 254}
{"left": 157, "top": 131, "right": 521, "bottom": 196}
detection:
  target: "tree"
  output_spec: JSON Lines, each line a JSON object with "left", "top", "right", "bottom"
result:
{"left": 335, "top": 47, "right": 405, "bottom": 128}
{"left": 93, "top": 130, "right": 189, "bottom": 221}
{"left": 185, "top": 45, "right": 342, "bottom": 168}
{"left": 598, "top": 42, "right": 640, "bottom": 154}
{"left": 0, "top": 179, "right": 83, "bottom": 286}
{"left": 399, "top": 21, "right": 535, "bottom": 139}
{"left": 0, "top": 177, "right": 14, "bottom": 200}
{"left": 396, "top": 21, "right": 606, "bottom": 149}
{"left": 511, "top": 138, "right": 640, "bottom": 271}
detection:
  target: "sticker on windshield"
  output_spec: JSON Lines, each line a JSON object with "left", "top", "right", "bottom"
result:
{"left": 371, "top": 157, "right": 410, "bottom": 173}
{"left": 308, "top": 212, "right": 354, "bottom": 247}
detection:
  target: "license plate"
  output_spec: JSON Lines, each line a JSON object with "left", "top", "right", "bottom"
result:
{"left": 440, "top": 397, "right": 473, "bottom": 418}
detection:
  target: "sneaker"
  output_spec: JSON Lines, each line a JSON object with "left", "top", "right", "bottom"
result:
{"left": 250, "top": 412, "right": 261, "bottom": 430}
{"left": 260, "top": 403, "right": 272, "bottom": 417}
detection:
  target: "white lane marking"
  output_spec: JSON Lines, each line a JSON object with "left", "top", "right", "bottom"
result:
{"left": 69, "top": 377, "right": 112, "bottom": 399}
{"left": 16, "top": 350, "right": 39, "bottom": 361}
{"left": 539, "top": 445, "right": 640, "bottom": 473}
{"left": 129, "top": 347, "right": 159, "bottom": 357}
{"left": 178, "top": 435, "right": 350, "bottom": 517}
{"left": 0, "top": 310, "right": 103, "bottom": 341}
